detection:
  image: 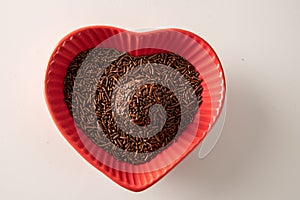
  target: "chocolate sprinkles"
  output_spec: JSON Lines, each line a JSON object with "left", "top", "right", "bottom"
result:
{"left": 63, "top": 47, "right": 203, "bottom": 164}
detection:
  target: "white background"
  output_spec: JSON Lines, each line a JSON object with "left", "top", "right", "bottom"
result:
{"left": 1, "top": 0, "right": 300, "bottom": 199}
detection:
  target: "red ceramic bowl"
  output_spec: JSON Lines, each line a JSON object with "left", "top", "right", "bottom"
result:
{"left": 44, "top": 26, "right": 226, "bottom": 191}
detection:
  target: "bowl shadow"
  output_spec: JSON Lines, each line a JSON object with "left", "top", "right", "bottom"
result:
{"left": 160, "top": 70, "right": 270, "bottom": 194}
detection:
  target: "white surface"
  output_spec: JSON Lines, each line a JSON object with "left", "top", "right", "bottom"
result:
{"left": 1, "top": 0, "right": 300, "bottom": 199}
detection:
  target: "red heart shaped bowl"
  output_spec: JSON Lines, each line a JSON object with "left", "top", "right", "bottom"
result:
{"left": 44, "top": 26, "right": 226, "bottom": 191}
